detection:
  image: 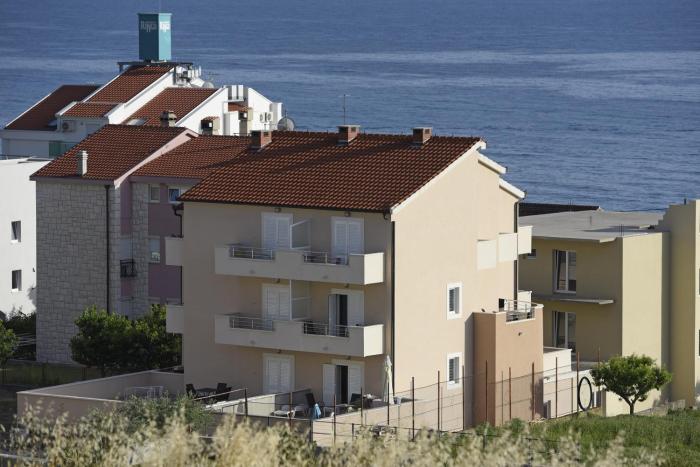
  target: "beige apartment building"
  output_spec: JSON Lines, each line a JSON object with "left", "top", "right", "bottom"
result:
{"left": 520, "top": 201, "right": 700, "bottom": 410}
{"left": 159, "top": 126, "right": 542, "bottom": 427}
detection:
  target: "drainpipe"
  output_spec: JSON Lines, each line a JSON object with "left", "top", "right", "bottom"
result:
{"left": 105, "top": 185, "right": 111, "bottom": 314}
{"left": 173, "top": 202, "right": 184, "bottom": 304}
{"left": 391, "top": 220, "right": 396, "bottom": 390}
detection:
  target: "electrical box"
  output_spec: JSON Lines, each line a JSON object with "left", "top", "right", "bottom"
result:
{"left": 138, "top": 13, "right": 172, "bottom": 62}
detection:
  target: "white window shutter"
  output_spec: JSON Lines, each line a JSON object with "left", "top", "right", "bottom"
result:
{"left": 276, "top": 217, "right": 291, "bottom": 249}
{"left": 347, "top": 220, "right": 364, "bottom": 255}
{"left": 347, "top": 292, "right": 365, "bottom": 326}
{"left": 262, "top": 215, "right": 276, "bottom": 250}
{"left": 278, "top": 288, "right": 291, "bottom": 320}
{"left": 332, "top": 220, "right": 348, "bottom": 258}
{"left": 348, "top": 365, "right": 362, "bottom": 399}
{"left": 322, "top": 364, "right": 335, "bottom": 405}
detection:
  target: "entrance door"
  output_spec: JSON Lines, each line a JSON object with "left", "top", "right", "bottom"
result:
{"left": 332, "top": 217, "right": 364, "bottom": 263}
{"left": 262, "top": 213, "right": 292, "bottom": 251}
{"left": 263, "top": 354, "right": 294, "bottom": 394}
{"left": 263, "top": 284, "right": 291, "bottom": 320}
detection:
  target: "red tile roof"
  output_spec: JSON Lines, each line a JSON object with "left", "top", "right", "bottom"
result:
{"left": 124, "top": 87, "right": 218, "bottom": 126}
{"left": 63, "top": 102, "right": 118, "bottom": 118}
{"left": 4, "top": 84, "right": 100, "bottom": 131}
{"left": 179, "top": 131, "right": 482, "bottom": 212}
{"left": 227, "top": 102, "right": 249, "bottom": 112}
{"left": 32, "top": 125, "right": 187, "bottom": 181}
{"left": 87, "top": 65, "right": 172, "bottom": 104}
{"left": 134, "top": 135, "right": 250, "bottom": 179}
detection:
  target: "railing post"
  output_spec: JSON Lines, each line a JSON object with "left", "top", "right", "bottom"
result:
{"left": 244, "top": 387, "right": 249, "bottom": 418}
{"left": 411, "top": 377, "right": 415, "bottom": 440}
{"left": 555, "top": 357, "right": 558, "bottom": 419}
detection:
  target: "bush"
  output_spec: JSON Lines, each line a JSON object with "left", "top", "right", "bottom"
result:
{"left": 0, "top": 322, "right": 18, "bottom": 368}
{"left": 115, "top": 395, "right": 212, "bottom": 433}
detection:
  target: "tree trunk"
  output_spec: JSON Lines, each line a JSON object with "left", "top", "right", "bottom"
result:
{"left": 628, "top": 402, "right": 635, "bottom": 415}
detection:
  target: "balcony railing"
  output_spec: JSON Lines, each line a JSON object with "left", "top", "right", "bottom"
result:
{"left": 229, "top": 314, "right": 274, "bottom": 331}
{"left": 500, "top": 299, "right": 536, "bottom": 322}
{"left": 302, "top": 320, "right": 349, "bottom": 338}
{"left": 229, "top": 244, "right": 275, "bottom": 260}
{"left": 301, "top": 251, "right": 347, "bottom": 265}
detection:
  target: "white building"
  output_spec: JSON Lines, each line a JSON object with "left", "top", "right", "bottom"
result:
{"left": 0, "top": 157, "right": 49, "bottom": 317}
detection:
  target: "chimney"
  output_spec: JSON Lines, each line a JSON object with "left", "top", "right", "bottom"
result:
{"left": 250, "top": 130, "right": 272, "bottom": 150}
{"left": 412, "top": 127, "right": 432, "bottom": 146}
{"left": 77, "top": 150, "right": 88, "bottom": 176}
{"left": 160, "top": 110, "right": 177, "bottom": 127}
{"left": 338, "top": 125, "right": 360, "bottom": 145}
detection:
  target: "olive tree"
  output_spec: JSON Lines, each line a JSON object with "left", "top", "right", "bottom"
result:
{"left": 591, "top": 354, "right": 671, "bottom": 415}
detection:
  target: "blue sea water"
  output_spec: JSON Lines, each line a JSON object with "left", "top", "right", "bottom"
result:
{"left": 1, "top": 0, "right": 698, "bottom": 211}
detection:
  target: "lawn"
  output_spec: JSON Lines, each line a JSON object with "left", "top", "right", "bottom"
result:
{"left": 526, "top": 410, "right": 700, "bottom": 466}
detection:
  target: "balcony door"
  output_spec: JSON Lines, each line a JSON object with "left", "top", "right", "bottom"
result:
{"left": 331, "top": 217, "right": 364, "bottom": 263}
{"left": 552, "top": 311, "right": 576, "bottom": 351}
{"left": 262, "top": 284, "right": 291, "bottom": 321}
{"left": 322, "top": 361, "right": 363, "bottom": 405}
{"left": 263, "top": 354, "right": 294, "bottom": 394}
{"left": 262, "top": 213, "right": 292, "bottom": 251}
{"left": 329, "top": 289, "right": 365, "bottom": 330}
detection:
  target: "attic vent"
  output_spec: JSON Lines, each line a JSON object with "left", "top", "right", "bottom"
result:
{"left": 338, "top": 125, "right": 360, "bottom": 145}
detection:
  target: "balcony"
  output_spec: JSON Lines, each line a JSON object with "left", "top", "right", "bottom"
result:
{"left": 166, "top": 304, "right": 184, "bottom": 333}
{"left": 214, "top": 314, "right": 384, "bottom": 357}
{"left": 214, "top": 244, "right": 384, "bottom": 285}
{"left": 165, "top": 236, "right": 183, "bottom": 267}
{"left": 499, "top": 298, "right": 541, "bottom": 322}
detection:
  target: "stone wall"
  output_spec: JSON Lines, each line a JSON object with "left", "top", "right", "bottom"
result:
{"left": 36, "top": 182, "right": 121, "bottom": 364}
{"left": 130, "top": 182, "right": 150, "bottom": 317}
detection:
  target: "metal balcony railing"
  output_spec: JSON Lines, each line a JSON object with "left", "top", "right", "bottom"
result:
{"left": 301, "top": 251, "right": 348, "bottom": 265}
{"left": 500, "top": 299, "right": 536, "bottom": 322}
{"left": 120, "top": 259, "right": 136, "bottom": 278}
{"left": 228, "top": 244, "right": 275, "bottom": 260}
{"left": 228, "top": 314, "right": 274, "bottom": 331}
{"left": 302, "top": 320, "right": 350, "bottom": 338}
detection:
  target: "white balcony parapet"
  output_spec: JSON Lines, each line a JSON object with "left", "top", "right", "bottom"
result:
{"left": 517, "top": 225, "right": 533, "bottom": 255}
{"left": 165, "top": 236, "right": 184, "bottom": 266}
{"left": 215, "top": 245, "right": 384, "bottom": 285}
{"left": 214, "top": 314, "right": 384, "bottom": 357}
{"left": 166, "top": 304, "right": 184, "bottom": 333}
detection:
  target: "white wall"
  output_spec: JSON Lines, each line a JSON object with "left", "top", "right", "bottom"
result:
{"left": 0, "top": 158, "right": 49, "bottom": 316}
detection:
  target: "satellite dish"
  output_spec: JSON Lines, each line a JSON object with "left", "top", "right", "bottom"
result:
{"left": 277, "top": 116, "right": 296, "bottom": 131}
{"left": 202, "top": 80, "right": 215, "bottom": 88}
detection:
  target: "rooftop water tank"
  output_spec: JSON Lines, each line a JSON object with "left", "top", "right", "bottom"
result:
{"left": 138, "top": 13, "right": 172, "bottom": 62}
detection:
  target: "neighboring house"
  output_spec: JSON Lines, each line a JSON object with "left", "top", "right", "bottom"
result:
{"left": 520, "top": 202, "right": 700, "bottom": 411}
{"left": 169, "top": 125, "right": 540, "bottom": 427}
{"left": 0, "top": 156, "right": 50, "bottom": 317}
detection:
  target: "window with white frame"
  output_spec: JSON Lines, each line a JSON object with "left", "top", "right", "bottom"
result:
{"left": 553, "top": 250, "right": 577, "bottom": 293}
{"left": 447, "top": 353, "right": 462, "bottom": 387}
{"left": 168, "top": 187, "right": 183, "bottom": 204}
{"left": 10, "top": 221, "right": 21, "bottom": 242}
{"left": 447, "top": 283, "right": 462, "bottom": 318}
{"left": 149, "top": 237, "right": 161, "bottom": 263}
{"left": 11, "top": 270, "right": 21, "bottom": 292}
{"left": 149, "top": 185, "right": 160, "bottom": 203}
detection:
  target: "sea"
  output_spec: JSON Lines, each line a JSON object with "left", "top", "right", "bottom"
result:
{"left": 1, "top": 0, "right": 698, "bottom": 211}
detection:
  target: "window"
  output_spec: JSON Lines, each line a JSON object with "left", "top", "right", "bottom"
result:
{"left": 554, "top": 250, "right": 577, "bottom": 293}
{"left": 447, "top": 353, "right": 462, "bottom": 387}
{"left": 553, "top": 311, "right": 576, "bottom": 351}
{"left": 447, "top": 283, "right": 462, "bottom": 318}
{"left": 11, "top": 270, "right": 21, "bottom": 292}
{"left": 168, "top": 187, "right": 183, "bottom": 204}
{"left": 263, "top": 354, "right": 294, "bottom": 394}
{"left": 149, "top": 185, "right": 160, "bottom": 203}
{"left": 10, "top": 221, "right": 21, "bottom": 242}
{"left": 526, "top": 248, "right": 537, "bottom": 259}
{"left": 127, "top": 117, "right": 147, "bottom": 126}
{"left": 331, "top": 217, "right": 364, "bottom": 263}
{"left": 262, "top": 213, "right": 292, "bottom": 251}
{"left": 149, "top": 237, "right": 161, "bottom": 263}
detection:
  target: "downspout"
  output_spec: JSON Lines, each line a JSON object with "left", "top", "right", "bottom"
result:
{"left": 105, "top": 185, "right": 111, "bottom": 314}
{"left": 391, "top": 220, "right": 396, "bottom": 390}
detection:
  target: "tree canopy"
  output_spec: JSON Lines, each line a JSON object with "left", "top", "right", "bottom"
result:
{"left": 591, "top": 354, "right": 671, "bottom": 415}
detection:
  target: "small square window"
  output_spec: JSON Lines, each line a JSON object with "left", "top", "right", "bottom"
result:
{"left": 526, "top": 248, "right": 536, "bottom": 259}
{"left": 10, "top": 221, "right": 21, "bottom": 242}
{"left": 149, "top": 238, "right": 161, "bottom": 263}
{"left": 11, "top": 270, "right": 21, "bottom": 292}
{"left": 447, "top": 353, "right": 461, "bottom": 387}
{"left": 447, "top": 283, "right": 462, "bottom": 318}
{"left": 168, "top": 187, "right": 182, "bottom": 203}
{"left": 149, "top": 185, "right": 160, "bottom": 203}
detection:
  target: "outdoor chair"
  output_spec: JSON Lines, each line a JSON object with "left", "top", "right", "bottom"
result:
{"left": 186, "top": 384, "right": 197, "bottom": 397}
{"left": 215, "top": 382, "right": 231, "bottom": 402}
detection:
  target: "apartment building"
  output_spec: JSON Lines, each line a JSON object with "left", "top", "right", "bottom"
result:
{"left": 159, "top": 126, "right": 540, "bottom": 427}
{"left": 0, "top": 157, "right": 49, "bottom": 317}
{"left": 520, "top": 202, "right": 700, "bottom": 410}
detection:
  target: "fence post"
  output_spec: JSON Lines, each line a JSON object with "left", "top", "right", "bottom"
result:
{"left": 352, "top": 422, "right": 355, "bottom": 440}
{"left": 437, "top": 370, "right": 440, "bottom": 431}
{"left": 508, "top": 367, "right": 512, "bottom": 422}
{"left": 531, "top": 362, "right": 535, "bottom": 421}
{"left": 462, "top": 364, "right": 466, "bottom": 431}
{"left": 333, "top": 394, "right": 337, "bottom": 446}
{"left": 387, "top": 379, "right": 391, "bottom": 426}
{"left": 576, "top": 352, "right": 580, "bottom": 414}
{"left": 360, "top": 385, "right": 364, "bottom": 426}
{"left": 484, "top": 361, "right": 488, "bottom": 426}
{"left": 555, "top": 357, "right": 558, "bottom": 419}
{"left": 308, "top": 417, "right": 313, "bottom": 443}
{"left": 570, "top": 376, "right": 574, "bottom": 415}
{"left": 411, "top": 377, "right": 415, "bottom": 440}
{"left": 500, "top": 370, "right": 504, "bottom": 425}
{"left": 244, "top": 388, "right": 249, "bottom": 418}
{"left": 289, "top": 391, "right": 293, "bottom": 429}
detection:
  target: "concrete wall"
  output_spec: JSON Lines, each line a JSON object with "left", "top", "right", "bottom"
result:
{"left": 0, "top": 158, "right": 49, "bottom": 317}
{"left": 36, "top": 182, "right": 121, "bottom": 363}
{"left": 391, "top": 151, "right": 519, "bottom": 428}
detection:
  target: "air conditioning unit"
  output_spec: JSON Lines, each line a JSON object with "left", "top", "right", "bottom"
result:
{"left": 265, "top": 112, "right": 273, "bottom": 122}
{"left": 61, "top": 120, "right": 76, "bottom": 132}
{"left": 259, "top": 113, "right": 265, "bottom": 123}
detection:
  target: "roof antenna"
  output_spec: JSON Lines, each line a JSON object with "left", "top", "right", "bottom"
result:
{"left": 340, "top": 94, "right": 350, "bottom": 125}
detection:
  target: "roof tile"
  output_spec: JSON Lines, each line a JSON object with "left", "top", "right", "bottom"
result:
{"left": 124, "top": 87, "right": 218, "bottom": 126}
{"left": 63, "top": 102, "right": 118, "bottom": 118}
{"left": 4, "top": 84, "right": 100, "bottom": 131}
{"left": 87, "top": 65, "right": 171, "bottom": 104}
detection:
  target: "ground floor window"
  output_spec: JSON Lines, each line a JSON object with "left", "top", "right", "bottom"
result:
{"left": 447, "top": 353, "right": 462, "bottom": 387}
{"left": 263, "top": 354, "right": 294, "bottom": 394}
{"left": 11, "top": 270, "right": 21, "bottom": 292}
{"left": 553, "top": 311, "right": 576, "bottom": 352}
